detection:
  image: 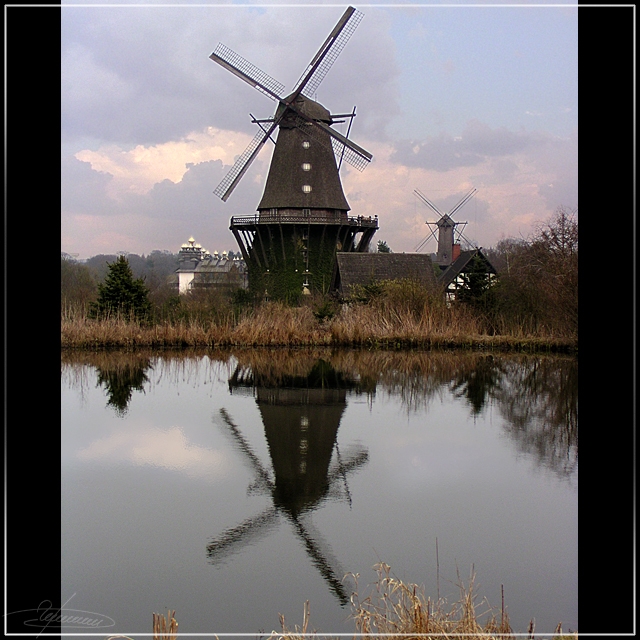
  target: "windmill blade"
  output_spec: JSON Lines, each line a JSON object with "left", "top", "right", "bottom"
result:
{"left": 316, "top": 118, "right": 372, "bottom": 167}
{"left": 415, "top": 234, "right": 431, "bottom": 253}
{"left": 210, "top": 43, "right": 285, "bottom": 101}
{"left": 337, "top": 107, "right": 356, "bottom": 171}
{"left": 457, "top": 229, "right": 477, "bottom": 249}
{"left": 218, "top": 408, "right": 274, "bottom": 490}
{"left": 448, "top": 187, "right": 477, "bottom": 218}
{"left": 290, "top": 515, "right": 351, "bottom": 605}
{"left": 214, "top": 119, "right": 279, "bottom": 201}
{"left": 292, "top": 6, "right": 363, "bottom": 100}
{"left": 415, "top": 223, "right": 439, "bottom": 252}
{"left": 250, "top": 113, "right": 278, "bottom": 145}
{"left": 291, "top": 110, "right": 371, "bottom": 171}
{"left": 207, "top": 507, "right": 279, "bottom": 564}
{"left": 326, "top": 448, "right": 369, "bottom": 486}
{"left": 414, "top": 189, "right": 445, "bottom": 218}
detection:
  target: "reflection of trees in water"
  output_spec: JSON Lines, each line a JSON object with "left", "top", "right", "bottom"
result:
{"left": 95, "top": 363, "right": 151, "bottom": 416}
{"left": 61, "top": 349, "right": 236, "bottom": 407}
{"left": 492, "top": 357, "right": 578, "bottom": 479}
{"left": 449, "top": 355, "right": 507, "bottom": 415}
{"left": 332, "top": 350, "right": 577, "bottom": 480}
{"left": 62, "top": 351, "right": 154, "bottom": 415}
{"left": 61, "top": 348, "right": 577, "bottom": 476}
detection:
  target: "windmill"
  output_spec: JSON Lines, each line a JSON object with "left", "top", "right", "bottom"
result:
{"left": 414, "top": 187, "right": 478, "bottom": 268}
{"left": 209, "top": 6, "right": 378, "bottom": 300}
{"left": 207, "top": 361, "right": 369, "bottom": 605}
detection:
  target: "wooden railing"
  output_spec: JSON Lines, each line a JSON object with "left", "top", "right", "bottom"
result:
{"left": 231, "top": 213, "right": 378, "bottom": 227}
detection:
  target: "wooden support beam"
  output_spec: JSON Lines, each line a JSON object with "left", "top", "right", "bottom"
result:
{"left": 255, "top": 226, "right": 270, "bottom": 270}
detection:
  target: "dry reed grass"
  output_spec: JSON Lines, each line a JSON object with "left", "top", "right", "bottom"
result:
{"left": 350, "top": 562, "right": 515, "bottom": 638}
{"left": 98, "top": 567, "right": 575, "bottom": 640}
{"left": 152, "top": 609, "right": 178, "bottom": 640}
{"left": 272, "top": 563, "right": 576, "bottom": 639}
{"left": 104, "top": 608, "right": 178, "bottom": 640}
{"left": 61, "top": 298, "right": 576, "bottom": 352}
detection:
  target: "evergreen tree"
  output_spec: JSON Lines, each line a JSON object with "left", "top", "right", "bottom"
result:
{"left": 90, "top": 255, "right": 151, "bottom": 321}
{"left": 377, "top": 240, "right": 391, "bottom": 253}
{"left": 457, "top": 255, "right": 494, "bottom": 307}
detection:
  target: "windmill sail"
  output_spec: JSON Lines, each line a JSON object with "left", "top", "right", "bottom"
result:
{"left": 293, "top": 6, "right": 364, "bottom": 100}
{"left": 210, "top": 43, "right": 285, "bottom": 101}
{"left": 214, "top": 123, "right": 278, "bottom": 201}
{"left": 210, "top": 5, "right": 371, "bottom": 202}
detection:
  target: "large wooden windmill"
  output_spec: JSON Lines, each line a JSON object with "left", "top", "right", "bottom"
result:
{"left": 209, "top": 6, "right": 378, "bottom": 300}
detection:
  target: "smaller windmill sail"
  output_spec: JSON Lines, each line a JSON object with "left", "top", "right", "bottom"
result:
{"left": 414, "top": 187, "right": 478, "bottom": 255}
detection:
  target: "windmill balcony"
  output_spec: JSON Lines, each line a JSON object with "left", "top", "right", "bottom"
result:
{"left": 230, "top": 211, "right": 378, "bottom": 229}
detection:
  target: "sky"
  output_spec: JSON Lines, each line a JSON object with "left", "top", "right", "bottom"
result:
{"left": 60, "top": 1, "right": 578, "bottom": 260}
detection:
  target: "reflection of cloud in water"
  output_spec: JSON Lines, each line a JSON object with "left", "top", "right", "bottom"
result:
{"left": 77, "top": 427, "right": 229, "bottom": 481}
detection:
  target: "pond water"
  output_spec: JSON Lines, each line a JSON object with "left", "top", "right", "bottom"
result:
{"left": 61, "top": 348, "right": 577, "bottom": 636}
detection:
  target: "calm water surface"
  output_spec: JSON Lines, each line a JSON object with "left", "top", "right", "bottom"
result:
{"left": 61, "top": 348, "right": 577, "bottom": 636}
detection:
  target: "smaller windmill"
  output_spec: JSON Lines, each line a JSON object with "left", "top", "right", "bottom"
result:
{"left": 414, "top": 187, "right": 478, "bottom": 267}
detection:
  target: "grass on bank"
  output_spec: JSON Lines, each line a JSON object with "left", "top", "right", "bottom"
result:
{"left": 61, "top": 291, "right": 577, "bottom": 352}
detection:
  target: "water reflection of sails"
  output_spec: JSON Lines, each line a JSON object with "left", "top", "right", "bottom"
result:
{"left": 208, "top": 360, "right": 368, "bottom": 605}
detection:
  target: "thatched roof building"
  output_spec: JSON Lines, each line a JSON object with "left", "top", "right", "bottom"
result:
{"left": 333, "top": 252, "right": 438, "bottom": 296}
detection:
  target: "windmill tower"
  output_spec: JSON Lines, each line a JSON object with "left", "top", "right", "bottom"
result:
{"left": 414, "top": 187, "right": 477, "bottom": 269}
{"left": 209, "top": 6, "right": 377, "bottom": 301}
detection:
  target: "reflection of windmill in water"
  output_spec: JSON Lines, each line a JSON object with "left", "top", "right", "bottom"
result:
{"left": 209, "top": 7, "right": 377, "bottom": 300}
{"left": 208, "top": 361, "right": 368, "bottom": 605}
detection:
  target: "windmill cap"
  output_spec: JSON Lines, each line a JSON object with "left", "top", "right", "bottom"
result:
{"left": 278, "top": 93, "right": 332, "bottom": 124}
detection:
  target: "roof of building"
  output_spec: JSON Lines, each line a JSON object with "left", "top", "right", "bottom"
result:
{"left": 438, "top": 249, "right": 496, "bottom": 287}
{"left": 335, "top": 252, "right": 438, "bottom": 293}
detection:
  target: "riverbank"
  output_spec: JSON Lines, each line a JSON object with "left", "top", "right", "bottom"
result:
{"left": 61, "top": 301, "right": 577, "bottom": 352}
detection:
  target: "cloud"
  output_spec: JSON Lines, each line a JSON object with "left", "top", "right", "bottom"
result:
{"left": 390, "top": 119, "right": 536, "bottom": 172}
{"left": 77, "top": 426, "right": 230, "bottom": 482}
{"left": 61, "top": 6, "right": 400, "bottom": 146}
{"left": 74, "top": 127, "right": 253, "bottom": 197}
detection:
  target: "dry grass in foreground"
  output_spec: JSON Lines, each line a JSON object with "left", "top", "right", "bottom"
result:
{"left": 102, "top": 566, "right": 577, "bottom": 639}
{"left": 276, "top": 563, "right": 576, "bottom": 639}
{"left": 105, "top": 608, "right": 178, "bottom": 640}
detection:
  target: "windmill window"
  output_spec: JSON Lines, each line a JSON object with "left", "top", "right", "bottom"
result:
{"left": 302, "top": 163, "right": 311, "bottom": 171}
{"left": 302, "top": 185, "right": 312, "bottom": 193}
{"left": 302, "top": 141, "right": 310, "bottom": 149}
